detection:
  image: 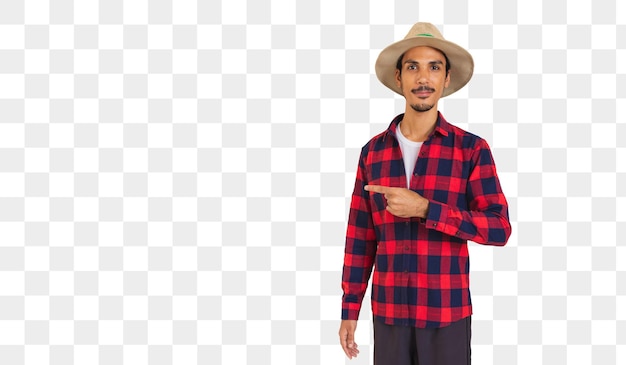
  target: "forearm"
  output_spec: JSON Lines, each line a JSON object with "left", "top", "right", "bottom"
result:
{"left": 341, "top": 240, "right": 376, "bottom": 319}
{"left": 424, "top": 200, "right": 511, "bottom": 245}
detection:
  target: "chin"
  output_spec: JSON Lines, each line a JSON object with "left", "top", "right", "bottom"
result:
{"left": 410, "top": 104, "right": 434, "bottom": 112}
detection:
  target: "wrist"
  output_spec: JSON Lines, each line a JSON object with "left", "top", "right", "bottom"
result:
{"left": 415, "top": 197, "right": 429, "bottom": 218}
{"left": 420, "top": 199, "right": 429, "bottom": 218}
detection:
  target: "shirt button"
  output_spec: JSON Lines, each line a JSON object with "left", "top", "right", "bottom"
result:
{"left": 433, "top": 223, "right": 437, "bottom": 227}
{"left": 404, "top": 246, "right": 409, "bottom": 250}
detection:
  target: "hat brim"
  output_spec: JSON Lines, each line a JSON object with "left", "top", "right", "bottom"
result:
{"left": 375, "top": 37, "right": 474, "bottom": 97}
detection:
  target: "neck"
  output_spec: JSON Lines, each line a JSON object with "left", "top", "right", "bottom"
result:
{"left": 399, "top": 106, "right": 439, "bottom": 142}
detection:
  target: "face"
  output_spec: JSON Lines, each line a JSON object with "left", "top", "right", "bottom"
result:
{"left": 395, "top": 46, "right": 451, "bottom": 113}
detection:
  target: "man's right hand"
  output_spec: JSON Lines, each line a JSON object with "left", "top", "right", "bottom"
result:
{"left": 339, "top": 320, "right": 359, "bottom": 359}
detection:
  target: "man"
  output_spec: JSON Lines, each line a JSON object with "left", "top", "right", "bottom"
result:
{"left": 339, "top": 22, "right": 511, "bottom": 365}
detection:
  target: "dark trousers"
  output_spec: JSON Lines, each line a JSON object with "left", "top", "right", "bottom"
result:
{"left": 373, "top": 317, "right": 471, "bottom": 365}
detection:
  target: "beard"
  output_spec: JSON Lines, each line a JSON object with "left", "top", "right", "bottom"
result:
{"left": 408, "top": 85, "right": 436, "bottom": 112}
{"left": 410, "top": 103, "right": 435, "bottom": 112}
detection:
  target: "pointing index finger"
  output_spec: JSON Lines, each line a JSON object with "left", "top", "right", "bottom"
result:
{"left": 364, "top": 185, "right": 390, "bottom": 194}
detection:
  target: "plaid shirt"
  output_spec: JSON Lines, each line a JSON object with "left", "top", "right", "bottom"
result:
{"left": 341, "top": 112, "right": 511, "bottom": 328}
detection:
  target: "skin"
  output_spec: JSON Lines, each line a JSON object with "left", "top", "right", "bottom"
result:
{"left": 339, "top": 320, "right": 359, "bottom": 359}
{"left": 339, "top": 46, "right": 451, "bottom": 359}
{"left": 395, "top": 45, "right": 451, "bottom": 142}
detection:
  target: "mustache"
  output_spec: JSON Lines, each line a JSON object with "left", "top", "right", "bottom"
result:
{"left": 411, "top": 86, "right": 435, "bottom": 93}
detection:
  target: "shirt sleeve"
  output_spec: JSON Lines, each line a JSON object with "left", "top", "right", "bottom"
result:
{"left": 341, "top": 149, "right": 378, "bottom": 320}
{"left": 423, "top": 139, "right": 512, "bottom": 246}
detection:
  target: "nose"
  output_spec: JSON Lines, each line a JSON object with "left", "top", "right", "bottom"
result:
{"left": 415, "top": 68, "right": 428, "bottom": 83}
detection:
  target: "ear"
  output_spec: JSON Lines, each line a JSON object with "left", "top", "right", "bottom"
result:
{"left": 395, "top": 69, "right": 402, "bottom": 88}
{"left": 443, "top": 70, "right": 451, "bottom": 88}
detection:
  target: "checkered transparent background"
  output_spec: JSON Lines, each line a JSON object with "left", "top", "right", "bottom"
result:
{"left": 0, "top": 0, "right": 624, "bottom": 364}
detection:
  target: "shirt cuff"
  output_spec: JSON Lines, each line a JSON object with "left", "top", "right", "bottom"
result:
{"left": 424, "top": 200, "right": 443, "bottom": 228}
{"left": 341, "top": 295, "right": 362, "bottom": 320}
{"left": 423, "top": 200, "right": 459, "bottom": 237}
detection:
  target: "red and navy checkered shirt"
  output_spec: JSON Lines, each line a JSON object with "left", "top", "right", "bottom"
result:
{"left": 341, "top": 112, "right": 511, "bottom": 328}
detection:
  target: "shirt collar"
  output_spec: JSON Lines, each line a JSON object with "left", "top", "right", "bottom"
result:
{"left": 386, "top": 111, "right": 451, "bottom": 140}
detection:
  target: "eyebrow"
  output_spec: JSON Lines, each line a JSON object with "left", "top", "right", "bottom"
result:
{"left": 404, "top": 60, "right": 444, "bottom": 65}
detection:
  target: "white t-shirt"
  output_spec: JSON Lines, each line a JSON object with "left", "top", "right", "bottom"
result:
{"left": 396, "top": 123, "right": 423, "bottom": 188}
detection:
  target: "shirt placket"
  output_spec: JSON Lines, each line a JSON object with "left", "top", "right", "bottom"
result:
{"left": 398, "top": 219, "right": 412, "bottom": 325}
{"left": 391, "top": 139, "right": 413, "bottom": 323}
{"left": 410, "top": 138, "right": 430, "bottom": 191}
{"left": 406, "top": 138, "right": 431, "bottom": 323}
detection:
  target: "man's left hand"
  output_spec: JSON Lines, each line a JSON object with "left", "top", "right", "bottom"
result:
{"left": 364, "top": 185, "right": 429, "bottom": 218}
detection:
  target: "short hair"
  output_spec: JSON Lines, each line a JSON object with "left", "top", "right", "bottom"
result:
{"left": 396, "top": 50, "right": 451, "bottom": 76}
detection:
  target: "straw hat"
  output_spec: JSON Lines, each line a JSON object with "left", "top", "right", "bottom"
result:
{"left": 375, "top": 22, "right": 474, "bottom": 97}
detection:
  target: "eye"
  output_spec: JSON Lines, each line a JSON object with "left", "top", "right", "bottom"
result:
{"left": 431, "top": 65, "right": 440, "bottom": 70}
{"left": 407, "top": 64, "right": 417, "bottom": 70}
